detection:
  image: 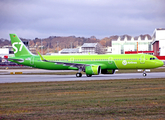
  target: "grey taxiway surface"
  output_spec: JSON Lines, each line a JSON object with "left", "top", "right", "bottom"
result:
{"left": 0, "top": 72, "right": 165, "bottom": 83}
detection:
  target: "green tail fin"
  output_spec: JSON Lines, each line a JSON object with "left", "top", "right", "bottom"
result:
{"left": 10, "top": 34, "right": 32, "bottom": 57}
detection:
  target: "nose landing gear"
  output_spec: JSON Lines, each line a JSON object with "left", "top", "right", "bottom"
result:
{"left": 143, "top": 73, "right": 147, "bottom": 77}
{"left": 143, "top": 70, "right": 147, "bottom": 77}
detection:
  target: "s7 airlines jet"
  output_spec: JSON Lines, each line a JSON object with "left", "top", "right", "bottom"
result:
{"left": 8, "top": 34, "right": 164, "bottom": 77}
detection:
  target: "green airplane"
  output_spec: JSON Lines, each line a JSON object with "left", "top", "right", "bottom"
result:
{"left": 8, "top": 34, "right": 164, "bottom": 77}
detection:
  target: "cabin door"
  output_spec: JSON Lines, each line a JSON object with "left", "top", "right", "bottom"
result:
{"left": 108, "top": 57, "right": 113, "bottom": 64}
{"left": 70, "top": 57, "right": 74, "bottom": 63}
{"left": 140, "top": 55, "right": 145, "bottom": 64}
{"left": 30, "top": 56, "right": 34, "bottom": 65}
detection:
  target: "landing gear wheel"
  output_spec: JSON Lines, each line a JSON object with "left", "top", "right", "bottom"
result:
{"left": 143, "top": 73, "right": 147, "bottom": 77}
{"left": 86, "top": 74, "right": 92, "bottom": 77}
{"left": 76, "top": 73, "right": 82, "bottom": 77}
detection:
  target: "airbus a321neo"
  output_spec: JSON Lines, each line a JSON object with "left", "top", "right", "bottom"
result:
{"left": 7, "top": 34, "right": 164, "bottom": 77}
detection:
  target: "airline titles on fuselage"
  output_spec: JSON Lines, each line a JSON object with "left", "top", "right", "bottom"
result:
{"left": 122, "top": 60, "right": 137, "bottom": 65}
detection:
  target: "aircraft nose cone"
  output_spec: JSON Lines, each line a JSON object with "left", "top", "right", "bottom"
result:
{"left": 158, "top": 61, "right": 164, "bottom": 67}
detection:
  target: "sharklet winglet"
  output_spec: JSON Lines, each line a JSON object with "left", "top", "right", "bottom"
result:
{"left": 37, "top": 52, "right": 46, "bottom": 61}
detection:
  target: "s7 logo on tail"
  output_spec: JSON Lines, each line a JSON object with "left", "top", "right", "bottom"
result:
{"left": 12, "top": 42, "right": 24, "bottom": 53}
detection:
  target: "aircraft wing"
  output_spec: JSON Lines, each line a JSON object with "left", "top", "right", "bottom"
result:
{"left": 37, "top": 52, "right": 90, "bottom": 68}
{"left": 48, "top": 61, "right": 90, "bottom": 68}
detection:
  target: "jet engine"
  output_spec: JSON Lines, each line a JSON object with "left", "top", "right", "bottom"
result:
{"left": 85, "top": 65, "right": 101, "bottom": 75}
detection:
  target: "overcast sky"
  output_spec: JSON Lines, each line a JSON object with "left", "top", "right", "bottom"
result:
{"left": 0, "top": 0, "right": 165, "bottom": 40}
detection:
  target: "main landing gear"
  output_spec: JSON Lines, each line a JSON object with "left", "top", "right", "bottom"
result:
{"left": 76, "top": 73, "right": 92, "bottom": 77}
{"left": 86, "top": 74, "right": 92, "bottom": 77}
{"left": 76, "top": 73, "right": 82, "bottom": 77}
{"left": 76, "top": 66, "right": 84, "bottom": 77}
{"left": 143, "top": 69, "right": 147, "bottom": 77}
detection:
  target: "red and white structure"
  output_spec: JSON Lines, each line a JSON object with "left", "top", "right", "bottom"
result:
{"left": 152, "top": 28, "right": 165, "bottom": 56}
{"left": 124, "top": 28, "right": 165, "bottom": 61}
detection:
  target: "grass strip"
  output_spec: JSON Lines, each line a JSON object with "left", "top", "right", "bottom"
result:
{"left": 0, "top": 78, "right": 165, "bottom": 119}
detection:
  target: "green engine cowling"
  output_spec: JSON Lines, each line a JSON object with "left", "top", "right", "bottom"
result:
{"left": 101, "top": 69, "right": 116, "bottom": 74}
{"left": 85, "top": 65, "right": 101, "bottom": 75}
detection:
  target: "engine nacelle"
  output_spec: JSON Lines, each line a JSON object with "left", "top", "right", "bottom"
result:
{"left": 101, "top": 69, "right": 116, "bottom": 74}
{"left": 85, "top": 65, "right": 101, "bottom": 75}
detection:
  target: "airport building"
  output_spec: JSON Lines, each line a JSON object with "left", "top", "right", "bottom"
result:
{"left": 111, "top": 28, "right": 165, "bottom": 58}
{"left": 152, "top": 28, "right": 165, "bottom": 56}
{"left": 81, "top": 43, "right": 105, "bottom": 54}
{"left": 111, "top": 35, "right": 153, "bottom": 54}
{"left": 59, "top": 43, "right": 104, "bottom": 54}
{"left": 81, "top": 43, "right": 98, "bottom": 54}
{"left": 59, "top": 48, "right": 79, "bottom": 54}
{"left": 0, "top": 46, "right": 14, "bottom": 62}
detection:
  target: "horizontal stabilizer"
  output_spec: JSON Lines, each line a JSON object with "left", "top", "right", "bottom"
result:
{"left": 7, "top": 58, "right": 24, "bottom": 62}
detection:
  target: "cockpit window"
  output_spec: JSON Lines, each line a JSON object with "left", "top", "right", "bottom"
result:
{"left": 150, "top": 57, "right": 158, "bottom": 60}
